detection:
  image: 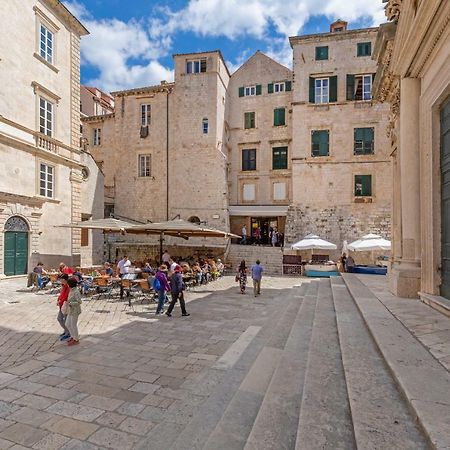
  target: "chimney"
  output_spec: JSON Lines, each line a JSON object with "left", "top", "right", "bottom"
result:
{"left": 330, "top": 19, "right": 348, "bottom": 32}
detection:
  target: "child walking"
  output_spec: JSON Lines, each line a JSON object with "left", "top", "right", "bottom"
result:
{"left": 57, "top": 274, "right": 70, "bottom": 341}
{"left": 65, "top": 277, "right": 82, "bottom": 346}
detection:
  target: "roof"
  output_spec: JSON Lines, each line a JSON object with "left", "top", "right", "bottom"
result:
{"left": 45, "top": 0, "right": 89, "bottom": 36}
{"left": 172, "top": 49, "right": 231, "bottom": 77}
{"left": 231, "top": 50, "right": 292, "bottom": 78}
{"left": 81, "top": 113, "right": 115, "bottom": 123}
{"left": 111, "top": 82, "right": 175, "bottom": 97}
{"left": 289, "top": 26, "right": 379, "bottom": 47}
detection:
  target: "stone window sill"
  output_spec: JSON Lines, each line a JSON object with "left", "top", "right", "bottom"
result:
{"left": 33, "top": 53, "right": 59, "bottom": 73}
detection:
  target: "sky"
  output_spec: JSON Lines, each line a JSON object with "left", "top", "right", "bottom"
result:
{"left": 64, "top": 0, "right": 386, "bottom": 93}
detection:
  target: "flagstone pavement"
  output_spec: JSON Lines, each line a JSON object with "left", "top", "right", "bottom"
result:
{"left": 0, "top": 275, "right": 300, "bottom": 449}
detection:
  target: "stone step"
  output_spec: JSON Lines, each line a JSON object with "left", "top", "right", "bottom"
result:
{"left": 202, "top": 284, "right": 309, "bottom": 450}
{"left": 162, "top": 287, "right": 303, "bottom": 450}
{"left": 295, "top": 279, "right": 356, "bottom": 450}
{"left": 330, "top": 276, "right": 428, "bottom": 450}
{"left": 244, "top": 281, "right": 317, "bottom": 450}
{"left": 342, "top": 274, "right": 450, "bottom": 449}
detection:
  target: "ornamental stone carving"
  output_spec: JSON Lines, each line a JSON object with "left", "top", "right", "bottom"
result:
{"left": 384, "top": 0, "right": 403, "bottom": 23}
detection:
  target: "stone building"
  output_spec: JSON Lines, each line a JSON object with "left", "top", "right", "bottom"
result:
{"left": 80, "top": 86, "right": 114, "bottom": 117}
{"left": 373, "top": 0, "right": 450, "bottom": 298}
{"left": 0, "top": 0, "right": 103, "bottom": 276}
{"left": 286, "top": 21, "right": 392, "bottom": 259}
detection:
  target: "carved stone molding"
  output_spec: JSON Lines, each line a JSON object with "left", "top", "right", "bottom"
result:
{"left": 384, "top": 0, "right": 403, "bottom": 23}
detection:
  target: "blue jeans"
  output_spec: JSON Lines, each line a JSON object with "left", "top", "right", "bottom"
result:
{"left": 156, "top": 289, "right": 166, "bottom": 313}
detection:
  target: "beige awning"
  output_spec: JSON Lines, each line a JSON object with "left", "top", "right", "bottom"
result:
{"left": 228, "top": 205, "right": 289, "bottom": 217}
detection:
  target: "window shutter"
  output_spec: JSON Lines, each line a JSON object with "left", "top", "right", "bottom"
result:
{"left": 329, "top": 76, "right": 338, "bottom": 102}
{"left": 279, "top": 108, "right": 285, "bottom": 125}
{"left": 285, "top": 80, "right": 292, "bottom": 91}
{"left": 346, "top": 75, "right": 355, "bottom": 101}
{"left": 354, "top": 127, "right": 364, "bottom": 142}
{"left": 239, "top": 87, "right": 244, "bottom": 97}
{"left": 256, "top": 84, "right": 262, "bottom": 95}
{"left": 309, "top": 77, "right": 315, "bottom": 103}
{"left": 362, "top": 175, "right": 372, "bottom": 196}
{"left": 273, "top": 109, "right": 279, "bottom": 126}
{"left": 320, "top": 130, "right": 329, "bottom": 156}
{"left": 268, "top": 83, "right": 274, "bottom": 94}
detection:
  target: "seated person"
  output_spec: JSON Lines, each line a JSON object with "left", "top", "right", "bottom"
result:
{"left": 103, "top": 262, "right": 114, "bottom": 277}
{"left": 216, "top": 258, "right": 224, "bottom": 276}
{"left": 33, "top": 262, "right": 49, "bottom": 289}
{"left": 142, "top": 262, "right": 153, "bottom": 275}
{"left": 58, "top": 262, "right": 74, "bottom": 277}
{"left": 73, "top": 267, "right": 83, "bottom": 282}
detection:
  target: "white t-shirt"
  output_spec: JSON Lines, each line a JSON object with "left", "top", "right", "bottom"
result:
{"left": 170, "top": 262, "right": 177, "bottom": 272}
{"left": 118, "top": 258, "right": 131, "bottom": 275}
{"left": 162, "top": 252, "right": 170, "bottom": 262}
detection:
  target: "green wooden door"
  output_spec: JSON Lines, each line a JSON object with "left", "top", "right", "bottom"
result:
{"left": 4, "top": 232, "right": 28, "bottom": 276}
{"left": 441, "top": 97, "right": 450, "bottom": 298}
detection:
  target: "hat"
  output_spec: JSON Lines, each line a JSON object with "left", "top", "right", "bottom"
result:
{"left": 174, "top": 265, "right": 182, "bottom": 272}
{"left": 159, "top": 265, "right": 168, "bottom": 271}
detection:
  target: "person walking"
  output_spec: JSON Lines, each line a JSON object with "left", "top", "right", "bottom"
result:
{"left": 57, "top": 274, "right": 70, "bottom": 341}
{"left": 236, "top": 260, "right": 248, "bottom": 294}
{"left": 166, "top": 265, "right": 189, "bottom": 317}
{"left": 254, "top": 227, "right": 261, "bottom": 246}
{"left": 251, "top": 260, "right": 264, "bottom": 297}
{"left": 240, "top": 225, "right": 247, "bottom": 245}
{"left": 65, "top": 277, "right": 82, "bottom": 346}
{"left": 154, "top": 265, "right": 170, "bottom": 315}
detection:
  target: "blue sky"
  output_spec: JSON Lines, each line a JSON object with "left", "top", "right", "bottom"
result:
{"left": 65, "top": 0, "right": 386, "bottom": 93}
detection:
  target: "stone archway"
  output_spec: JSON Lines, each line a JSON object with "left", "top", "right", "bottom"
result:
{"left": 4, "top": 216, "right": 29, "bottom": 276}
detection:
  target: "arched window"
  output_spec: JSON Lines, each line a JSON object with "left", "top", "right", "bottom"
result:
{"left": 4, "top": 216, "right": 29, "bottom": 232}
{"left": 188, "top": 216, "right": 201, "bottom": 225}
{"left": 202, "top": 118, "right": 208, "bottom": 134}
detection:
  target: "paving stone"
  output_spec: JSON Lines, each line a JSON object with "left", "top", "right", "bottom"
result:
{"left": 137, "top": 405, "right": 165, "bottom": 422}
{"left": 13, "top": 394, "right": 55, "bottom": 411}
{"left": 0, "top": 375, "right": 17, "bottom": 388}
{"left": 0, "top": 402, "right": 19, "bottom": 419}
{"left": 40, "top": 367, "right": 74, "bottom": 378}
{"left": 43, "top": 417, "right": 99, "bottom": 440}
{"left": 118, "top": 417, "right": 155, "bottom": 436}
{"left": 0, "top": 421, "right": 14, "bottom": 434}
{"left": 95, "top": 412, "right": 126, "bottom": 428}
{"left": 129, "top": 372, "right": 160, "bottom": 384}
{"left": 128, "top": 382, "right": 160, "bottom": 395}
{"left": 73, "top": 383, "right": 118, "bottom": 399}
{"left": 0, "top": 390, "right": 24, "bottom": 403}
{"left": 88, "top": 427, "right": 140, "bottom": 450}
{"left": 0, "top": 423, "right": 48, "bottom": 447}
{"left": 140, "top": 394, "right": 162, "bottom": 407}
{"left": 115, "top": 402, "right": 145, "bottom": 417}
{"left": 7, "top": 406, "right": 53, "bottom": 427}
{"left": 7, "top": 381, "right": 45, "bottom": 395}
{"left": 35, "top": 386, "right": 77, "bottom": 401}
{"left": 60, "top": 438, "right": 101, "bottom": 450}
{"left": 0, "top": 440, "right": 13, "bottom": 450}
{"left": 112, "top": 389, "right": 146, "bottom": 403}
{"left": 79, "top": 395, "right": 123, "bottom": 412}
{"left": 45, "top": 401, "right": 104, "bottom": 422}
{"left": 32, "top": 432, "right": 70, "bottom": 450}
{"left": 4, "top": 361, "right": 46, "bottom": 377}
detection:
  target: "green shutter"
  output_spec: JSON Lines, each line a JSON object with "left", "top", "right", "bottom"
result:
{"left": 346, "top": 75, "right": 355, "bottom": 101}
{"left": 285, "top": 80, "right": 292, "bottom": 91}
{"left": 329, "top": 76, "right": 338, "bottom": 102}
{"left": 245, "top": 112, "right": 255, "bottom": 129}
{"left": 309, "top": 77, "right": 315, "bottom": 103}
{"left": 268, "top": 83, "right": 274, "bottom": 94}
{"left": 274, "top": 108, "right": 285, "bottom": 126}
{"left": 311, "top": 130, "right": 329, "bottom": 156}
{"left": 354, "top": 128, "right": 364, "bottom": 142}
{"left": 239, "top": 87, "right": 244, "bottom": 97}
{"left": 315, "top": 46, "right": 328, "bottom": 60}
{"left": 256, "top": 84, "right": 262, "bottom": 95}
{"left": 273, "top": 109, "right": 279, "bottom": 126}
{"left": 279, "top": 108, "right": 285, "bottom": 125}
{"left": 362, "top": 175, "right": 372, "bottom": 196}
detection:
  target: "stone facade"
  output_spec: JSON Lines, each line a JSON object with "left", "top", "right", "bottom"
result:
{"left": 0, "top": 0, "right": 103, "bottom": 276}
{"left": 287, "top": 25, "right": 392, "bottom": 260}
{"left": 373, "top": 0, "right": 450, "bottom": 298}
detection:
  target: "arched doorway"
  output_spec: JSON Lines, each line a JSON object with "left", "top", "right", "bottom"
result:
{"left": 4, "top": 216, "right": 29, "bottom": 276}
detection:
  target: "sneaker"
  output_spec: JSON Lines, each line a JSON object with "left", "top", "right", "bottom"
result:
{"left": 165, "top": 312, "right": 172, "bottom": 317}
{"left": 182, "top": 313, "right": 190, "bottom": 317}
{"left": 155, "top": 311, "right": 161, "bottom": 315}
{"left": 59, "top": 332, "right": 66, "bottom": 337}
{"left": 60, "top": 334, "right": 70, "bottom": 341}
{"left": 68, "top": 340, "right": 79, "bottom": 346}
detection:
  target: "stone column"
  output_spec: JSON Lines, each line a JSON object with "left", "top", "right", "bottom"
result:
{"left": 390, "top": 77, "right": 422, "bottom": 297}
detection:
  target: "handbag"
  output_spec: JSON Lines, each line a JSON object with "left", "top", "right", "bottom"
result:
{"left": 235, "top": 274, "right": 239, "bottom": 282}
{"left": 61, "top": 301, "right": 68, "bottom": 315}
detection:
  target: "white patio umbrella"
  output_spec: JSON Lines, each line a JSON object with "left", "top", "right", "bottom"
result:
{"left": 347, "top": 233, "right": 391, "bottom": 252}
{"left": 291, "top": 234, "right": 337, "bottom": 250}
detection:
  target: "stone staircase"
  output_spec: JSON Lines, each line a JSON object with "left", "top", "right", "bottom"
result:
{"left": 226, "top": 244, "right": 284, "bottom": 275}
{"left": 137, "top": 276, "right": 450, "bottom": 450}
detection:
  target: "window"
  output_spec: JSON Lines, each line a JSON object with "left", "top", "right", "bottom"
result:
{"left": 354, "top": 127, "right": 374, "bottom": 155}
{"left": 141, "top": 104, "right": 151, "bottom": 126}
{"left": 273, "top": 108, "right": 286, "bottom": 126}
{"left": 39, "top": 97, "right": 53, "bottom": 136}
{"left": 243, "top": 184, "right": 256, "bottom": 201}
{"left": 347, "top": 74, "right": 373, "bottom": 101}
{"left": 202, "top": 118, "right": 209, "bottom": 134}
{"left": 93, "top": 128, "right": 101, "bottom": 146}
{"left": 310, "top": 76, "right": 337, "bottom": 103}
{"left": 272, "top": 146, "right": 288, "bottom": 169}
{"left": 357, "top": 42, "right": 372, "bottom": 57}
{"left": 239, "top": 85, "right": 262, "bottom": 97}
{"left": 242, "top": 149, "right": 256, "bottom": 171}
{"left": 138, "top": 154, "right": 151, "bottom": 177}
{"left": 186, "top": 59, "right": 206, "bottom": 73}
{"left": 39, "top": 163, "right": 54, "bottom": 198}
{"left": 273, "top": 182, "right": 286, "bottom": 201}
{"left": 315, "top": 78, "right": 329, "bottom": 104}
{"left": 315, "top": 46, "right": 329, "bottom": 60}
{"left": 274, "top": 82, "right": 285, "bottom": 93}
{"left": 244, "top": 112, "right": 255, "bottom": 129}
{"left": 268, "top": 81, "right": 292, "bottom": 93}
{"left": 311, "top": 130, "right": 329, "bottom": 156}
{"left": 39, "top": 24, "right": 53, "bottom": 64}
{"left": 355, "top": 175, "right": 372, "bottom": 196}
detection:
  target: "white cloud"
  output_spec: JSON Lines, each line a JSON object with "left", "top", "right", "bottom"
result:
{"left": 64, "top": 1, "right": 174, "bottom": 92}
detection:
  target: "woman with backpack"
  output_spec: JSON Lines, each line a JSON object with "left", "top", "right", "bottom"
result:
{"left": 153, "top": 265, "right": 170, "bottom": 315}
{"left": 165, "top": 265, "right": 189, "bottom": 317}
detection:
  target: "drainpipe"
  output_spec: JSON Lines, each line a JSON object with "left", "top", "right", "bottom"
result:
{"left": 166, "top": 90, "right": 170, "bottom": 221}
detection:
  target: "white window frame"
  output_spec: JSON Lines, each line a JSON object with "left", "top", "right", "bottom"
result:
{"left": 39, "top": 162, "right": 54, "bottom": 198}
{"left": 315, "top": 78, "right": 329, "bottom": 104}
{"left": 39, "top": 97, "right": 54, "bottom": 137}
{"left": 244, "top": 85, "right": 256, "bottom": 97}
{"left": 186, "top": 59, "right": 206, "bottom": 74}
{"left": 93, "top": 128, "right": 101, "bottom": 146}
{"left": 39, "top": 23, "right": 54, "bottom": 65}
{"left": 274, "top": 82, "right": 285, "bottom": 93}
{"left": 141, "top": 104, "right": 151, "bottom": 126}
{"left": 355, "top": 74, "right": 372, "bottom": 101}
{"left": 138, "top": 154, "right": 151, "bottom": 178}
{"left": 202, "top": 118, "right": 209, "bottom": 134}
